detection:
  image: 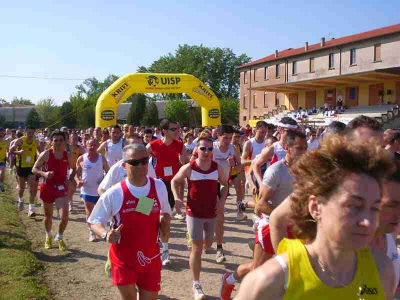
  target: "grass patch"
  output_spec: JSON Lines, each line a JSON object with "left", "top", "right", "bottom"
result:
{"left": 0, "top": 182, "right": 49, "bottom": 300}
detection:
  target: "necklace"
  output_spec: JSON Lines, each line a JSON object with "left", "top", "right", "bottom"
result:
{"left": 312, "top": 244, "right": 346, "bottom": 288}
{"left": 311, "top": 244, "right": 366, "bottom": 300}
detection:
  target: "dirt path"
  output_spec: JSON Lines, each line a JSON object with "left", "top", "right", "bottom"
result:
{"left": 21, "top": 189, "right": 254, "bottom": 299}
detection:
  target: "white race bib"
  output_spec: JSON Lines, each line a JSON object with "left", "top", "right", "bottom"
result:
{"left": 57, "top": 185, "right": 65, "bottom": 191}
{"left": 25, "top": 156, "right": 31, "bottom": 163}
{"left": 163, "top": 166, "right": 173, "bottom": 177}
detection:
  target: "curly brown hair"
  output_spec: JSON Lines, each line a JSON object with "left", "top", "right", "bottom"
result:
{"left": 290, "top": 135, "right": 394, "bottom": 240}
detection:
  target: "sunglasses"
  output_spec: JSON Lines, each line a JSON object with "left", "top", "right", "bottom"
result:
{"left": 125, "top": 157, "right": 149, "bottom": 166}
{"left": 169, "top": 128, "right": 179, "bottom": 132}
{"left": 199, "top": 147, "right": 213, "bottom": 152}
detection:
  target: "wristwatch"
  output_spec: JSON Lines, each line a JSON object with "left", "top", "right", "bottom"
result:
{"left": 101, "top": 231, "right": 108, "bottom": 242}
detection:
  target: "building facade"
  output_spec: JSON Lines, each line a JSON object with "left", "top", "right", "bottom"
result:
{"left": 238, "top": 23, "right": 400, "bottom": 126}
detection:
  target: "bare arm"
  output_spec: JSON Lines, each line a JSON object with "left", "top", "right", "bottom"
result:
{"left": 253, "top": 145, "right": 274, "bottom": 185}
{"left": 67, "top": 153, "right": 76, "bottom": 180}
{"left": 102, "top": 155, "right": 110, "bottom": 173}
{"left": 9, "top": 138, "right": 22, "bottom": 154}
{"left": 146, "top": 143, "right": 153, "bottom": 156}
{"left": 218, "top": 165, "right": 228, "bottom": 187}
{"left": 241, "top": 140, "right": 252, "bottom": 166}
{"left": 32, "top": 151, "right": 50, "bottom": 178}
{"left": 75, "top": 156, "right": 84, "bottom": 187}
{"left": 234, "top": 254, "right": 286, "bottom": 299}
{"left": 171, "top": 164, "right": 190, "bottom": 203}
{"left": 160, "top": 213, "right": 171, "bottom": 237}
{"left": 256, "top": 184, "right": 276, "bottom": 216}
{"left": 97, "top": 141, "right": 107, "bottom": 154}
{"left": 371, "top": 248, "right": 395, "bottom": 299}
{"left": 233, "top": 146, "right": 243, "bottom": 173}
{"left": 270, "top": 197, "right": 293, "bottom": 252}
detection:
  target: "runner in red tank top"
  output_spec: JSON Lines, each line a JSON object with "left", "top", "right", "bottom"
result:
{"left": 32, "top": 131, "right": 76, "bottom": 252}
{"left": 172, "top": 136, "right": 227, "bottom": 299}
{"left": 146, "top": 119, "right": 188, "bottom": 266}
{"left": 89, "top": 144, "right": 172, "bottom": 299}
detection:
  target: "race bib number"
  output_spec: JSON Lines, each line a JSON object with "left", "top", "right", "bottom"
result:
{"left": 163, "top": 166, "right": 173, "bottom": 177}
{"left": 57, "top": 185, "right": 65, "bottom": 191}
{"left": 26, "top": 156, "right": 31, "bottom": 163}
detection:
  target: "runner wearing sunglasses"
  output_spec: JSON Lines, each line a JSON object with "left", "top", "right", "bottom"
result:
{"left": 172, "top": 136, "right": 228, "bottom": 300}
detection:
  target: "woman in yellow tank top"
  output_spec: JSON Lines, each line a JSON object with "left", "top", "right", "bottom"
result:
{"left": 235, "top": 136, "right": 396, "bottom": 300}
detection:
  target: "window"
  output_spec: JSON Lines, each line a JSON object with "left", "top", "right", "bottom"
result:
{"left": 243, "top": 116, "right": 247, "bottom": 121}
{"left": 253, "top": 94, "right": 257, "bottom": 108}
{"left": 243, "top": 95, "right": 247, "bottom": 109}
{"left": 253, "top": 69, "right": 258, "bottom": 82}
{"left": 244, "top": 71, "right": 248, "bottom": 84}
{"left": 349, "top": 88, "right": 356, "bottom": 100}
{"left": 253, "top": 116, "right": 258, "bottom": 120}
{"left": 275, "top": 93, "right": 280, "bottom": 106}
{"left": 374, "top": 44, "right": 381, "bottom": 61}
{"left": 264, "top": 66, "right": 268, "bottom": 80}
{"left": 350, "top": 49, "right": 356, "bottom": 65}
{"left": 276, "top": 64, "right": 280, "bottom": 78}
{"left": 329, "top": 53, "right": 334, "bottom": 69}
{"left": 292, "top": 61, "right": 297, "bottom": 75}
{"left": 263, "top": 93, "right": 268, "bottom": 108}
{"left": 310, "top": 58, "right": 315, "bottom": 73}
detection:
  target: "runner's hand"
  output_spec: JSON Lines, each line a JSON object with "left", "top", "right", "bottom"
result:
{"left": 252, "top": 185, "right": 259, "bottom": 195}
{"left": 107, "top": 224, "right": 123, "bottom": 243}
{"left": 77, "top": 180, "right": 84, "bottom": 188}
{"left": 45, "top": 171, "right": 54, "bottom": 180}
{"left": 15, "top": 150, "right": 24, "bottom": 155}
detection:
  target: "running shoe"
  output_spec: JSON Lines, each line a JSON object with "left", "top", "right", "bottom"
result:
{"left": 161, "top": 250, "right": 171, "bottom": 266}
{"left": 220, "top": 273, "right": 235, "bottom": 300}
{"left": 174, "top": 213, "right": 185, "bottom": 220}
{"left": 56, "top": 238, "right": 67, "bottom": 252}
{"left": 236, "top": 210, "right": 248, "bottom": 221}
{"left": 69, "top": 202, "right": 73, "bottom": 212}
{"left": 193, "top": 283, "right": 206, "bottom": 300}
{"left": 216, "top": 249, "right": 226, "bottom": 263}
{"left": 0, "top": 183, "right": 5, "bottom": 192}
{"left": 238, "top": 201, "right": 246, "bottom": 212}
{"left": 89, "top": 230, "right": 96, "bottom": 242}
{"left": 186, "top": 232, "right": 192, "bottom": 250}
{"left": 28, "top": 210, "right": 36, "bottom": 218}
{"left": 44, "top": 237, "right": 52, "bottom": 249}
{"left": 17, "top": 200, "right": 24, "bottom": 211}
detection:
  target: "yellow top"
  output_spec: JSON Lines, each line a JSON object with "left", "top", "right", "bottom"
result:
{"left": 16, "top": 136, "right": 37, "bottom": 168}
{"left": 0, "top": 140, "right": 6, "bottom": 162}
{"left": 70, "top": 145, "right": 81, "bottom": 164}
{"left": 277, "top": 239, "right": 385, "bottom": 300}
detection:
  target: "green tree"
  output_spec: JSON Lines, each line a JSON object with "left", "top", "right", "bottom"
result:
{"left": 220, "top": 98, "right": 239, "bottom": 125}
{"left": 25, "top": 108, "right": 41, "bottom": 128}
{"left": 127, "top": 94, "right": 147, "bottom": 126}
{"left": 164, "top": 99, "right": 189, "bottom": 125}
{"left": 35, "top": 97, "right": 58, "bottom": 127}
{"left": 11, "top": 97, "right": 34, "bottom": 106}
{"left": 59, "top": 102, "right": 77, "bottom": 128}
{"left": 137, "top": 44, "right": 251, "bottom": 99}
{"left": 0, "top": 98, "right": 9, "bottom": 106}
{"left": 142, "top": 101, "right": 159, "bottom": 126}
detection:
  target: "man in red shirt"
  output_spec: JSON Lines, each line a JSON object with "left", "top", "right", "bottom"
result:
{"left": 172, "top": 136, "right": 227, "bottom": 299}
{"left": 89, "top": 144, "right": 172, "bottom": 299}
{"left": 146, "top": 119, "right": 188, "bottom": 266}
{"left": 32, "top": 131, "right": 76, "bottom": 251}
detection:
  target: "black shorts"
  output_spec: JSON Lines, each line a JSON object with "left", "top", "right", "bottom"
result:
{"left": 230, "top": 173, "right": 238, "bottom": 181}
{"left": 16, "top": 167, "right": 33, "bottom": 178}
{"left": 162, "top": 180, "right": 175, "bottom": 209}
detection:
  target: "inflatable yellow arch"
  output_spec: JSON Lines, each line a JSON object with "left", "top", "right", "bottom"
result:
{"left": 95, "top": 73, "right": 221, "bottom": 128}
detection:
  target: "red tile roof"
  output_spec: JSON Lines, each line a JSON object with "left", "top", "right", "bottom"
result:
{"left": 239, "top": 23, "right": 400, "bottom": 69}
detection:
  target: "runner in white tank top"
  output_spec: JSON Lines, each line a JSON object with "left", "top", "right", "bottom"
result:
{"left": 97, "top": 125, "right": 126, "bottom": 168}
{"left": 76, "top": 138, "right": 109, "bottom": 242}
{"left": 253, "top": 117, "right": 298, "bottom": 186}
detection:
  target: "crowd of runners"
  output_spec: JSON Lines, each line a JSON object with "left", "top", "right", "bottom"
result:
{"left": 1, "top": 115, "right": 400, "bottom": 300}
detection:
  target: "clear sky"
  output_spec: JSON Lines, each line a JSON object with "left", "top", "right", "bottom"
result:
{"left": 0, "top": 0, "right": 399, "bottom": 105}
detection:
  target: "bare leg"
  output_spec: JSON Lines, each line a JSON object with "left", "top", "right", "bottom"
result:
{"left": 138, "top": 288, "right": 158, "bottom": 300}
{"left": 58, "top": 198, "right": 69, "bottom": 235}
{"left": 43, "top": 202, "right": 53, "bottom": 233}
{"left": 83, "top": 200, "right": 95, "bottom": 222}
{"left": 27, "top": 175, "right": 38, "bottom": 204}
{"left": 190, "top": 240, "right": 203, "bottom": 281}
{"left": 117, "top": 284, "right": 137, "bottom": 300}
{"left": 17, "top": 176, "right": 26, "bottom": 198}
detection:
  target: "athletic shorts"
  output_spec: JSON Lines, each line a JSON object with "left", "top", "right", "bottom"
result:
{"left": 40, "top": 183, "right": 68, "bottom": 204}
{"left": 230, "top": 173, "right": 238, "bottom": 181}
{"left": 111, "top": 260, "right": 161, "bottom": 291}
{"left": 255, "top": 216, "right": 294, "bottom": 255}
{"left": 186, "top": 215, "right": 216, "bottom": 241}
{"left": 0, "top": 162, "right": 5, "bottom": 170}
{"left": 81, "top": 194, "right": 99, "bottom": 204}
{"left": 162, "top": 180, "right": 175, "bottom": 209}
{"left": 16, "top": 167, "right": 33, "bottom": 178}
